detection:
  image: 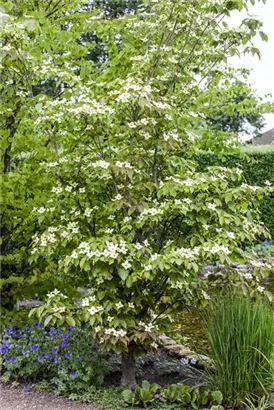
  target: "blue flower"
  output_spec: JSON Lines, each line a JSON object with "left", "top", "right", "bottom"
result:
{"left": 17, "top": 335, "right": 22, "bottom": 339}
{"left": 0, "top": 345, "right": 9, "bottom": 353}
{"left": 63, "top": 333, "right": 69, "bottom": 340}
{"left": 44, "top": 353, "right": 49, "bottom": 359}
{"left": 70, "top": 371, "right": 76, "bottom": 378}
{"left": 58, "top": 367, "right": 63, "bottom": 372}
{"left": 61, "top": 340, "right": 68, "bottom": 348}
{"left": 48, "top": 329, "right": 56, "bottom": 337}
{"left": 65, "top": 353, "right": 71, "bottom": 360}
{"left": 54, "top": 357, "right": 59, "bottom": 364}
{"left": 1, "top": 344, "right": 9, "bottom": 353}
{"left": 52, "top": 347, "right": 58, "bottom": 355}
{"left": 264, "top": 239, "right": 269, "bottom": 248}
{"left": 38, "top": 356, "right": 43, "bottom": 363}
{"left": 29, "top": 344, "right": 39, "bottom": 352}
{"left": 5, "top": 327, "right": 14, "bottom": 335}
{"left": 5, "top": 357, "right": 12, "bottom": 363}
{"left": 11, "top": 357, "right": 17, "bottom": 363}
{"left": 22, "top": 349, "right": 27, "bottom": 356}
{"left": 76, "top": 356, "right": 82, "bottom": 362}
{"left": 67, "top": 326, "right": 74, "bottom": 332}
{"left": 34, "top": 322, "right": 40, "bottom": 328}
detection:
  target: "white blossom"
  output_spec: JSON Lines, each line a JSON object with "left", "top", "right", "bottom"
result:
{"left": 122, "top": 260, "right": 131, "bottom": 270}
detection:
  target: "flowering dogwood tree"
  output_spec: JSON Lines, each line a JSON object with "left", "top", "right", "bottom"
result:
{"left": 1, "top": 0, "right": 273, "bottom": 387}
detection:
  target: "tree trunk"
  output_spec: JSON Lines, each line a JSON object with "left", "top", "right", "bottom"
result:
{"left": 121, "top": 344, "right": 137, "bottom": 389}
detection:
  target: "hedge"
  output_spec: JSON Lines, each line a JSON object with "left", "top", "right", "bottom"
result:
{"left": 197, "top": 145, "right": 274, "bottom": 237}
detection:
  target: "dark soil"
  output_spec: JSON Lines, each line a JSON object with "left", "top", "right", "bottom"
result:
{"left": 105, "top": 347, "right": 205, "bottom": 387}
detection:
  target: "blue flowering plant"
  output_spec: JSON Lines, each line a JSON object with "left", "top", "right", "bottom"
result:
{"left": 0, "top": 323, "right": 109, "bottom": 393}
{"left": 245, "top": 239, "right": 274, "bottom": 261}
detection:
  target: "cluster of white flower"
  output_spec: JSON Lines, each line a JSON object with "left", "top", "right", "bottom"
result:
{"left": 116, "top": 302, "right": 124, "bottom": 309}
{"left": 80, "top": 295, "right": 96, "bottom": 307}
{"left": 174, "top": 198, "right": 192, "bottom": 205}
{"left": 73, "top": 239, "right": 128, "bottom": 261}
{"left": 242, "top": 273, "right": 253, "bottom": 280}
{"left": 105, "top": 228, "right": 114, "bottom": 234}
{"left": 84, "top": 208, "right": 93, "bottom": 217}
{"left": 114, "top": 194, "right": 123, "bottom": 201}
{"left": 124, "top": 216, "right": 132, "bottom": 223}
{"left": 170, "top": 280, "right": 184, "bottom": 289}
{"left": 33, "top": 229, "right": 58, "bottom": 248}
{"left": 52, "top": 186, "right": 63, "bottom": 194}
{"left": 226, "top": 232, "right": 235, "bottom": 239}
{"left": 52, "top": 306, "right": 66, "bottom": 313}
{"left": 47, "top": 289, "right": 68, "bottom": 300}
{"left": 172, "top": 247, "right": 199, "bottom": 259}
{"left": 65, "top": 100, "right": 115, "bottom": 117}
{"left": 203, "top": 244, "right": 231, "bottom": 254}
{"left": 250, "top": 260, "right": 272, "bottom": 269}
{"left": 115, "top": 161, "right": 133, "bottom": 169}
{"left": 105, "top": 328, "right": 127, "bottom": 337}
{"left": 207, "top": 203, "right": 217, "bottom": 211}
{"left": 163, "top": 130, "right": 180, "bottom": 141}
{"left": 92, "top": 160, "right": 110, "bottom": 169}
{"left": 143, "top": 264, "right": 152, "bottom": 271}
{"left": 138, "top": 207, "right": 164, "bottom": 220}
{"left": 122, "top": 260, "right": 132, "bottom": 269}
{"left": 139, "top": 322, "right": 154, "bottom": 332}
{"left": 88, "top": 306, "right": 104, "bottom": 315}
{"left": 241, "top": 183, "right": 260, "bottom": 192}
{"left": 47, "top": 289, "right": 61, "bottom": 299}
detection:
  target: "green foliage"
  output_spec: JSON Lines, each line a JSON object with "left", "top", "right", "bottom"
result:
{"left": 204, "top": 80, "right": 272, "bottom": 137}
{"left": 122, "top": 382, "right": 223, "bottom": 408}
{"left": 0, "top": 324, "right": 109, "bottom": 393}
{"left": 245, "top": 239, "right": 274, "bottom": 260}
{"left": 1, "top": 0, "right": 273, "bottom": 387}
{"left": 122, "top": 380, "right": 161, "bottom": 407}
{"left": 206, "top": 293, "right": 274, "bottom": 407}
{"left": 197, "top": 148, "right": 274, "bottom": 237}
{"left": 162, "top": 384, "right": 192, "bottom": 404}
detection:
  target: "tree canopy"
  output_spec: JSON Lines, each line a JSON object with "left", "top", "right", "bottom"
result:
{"left": 1, "top": 0, "right": 273, "bottom": 387}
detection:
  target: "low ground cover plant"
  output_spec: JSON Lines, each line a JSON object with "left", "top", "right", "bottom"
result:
{"left": 122, "top": 380, "right": 223, "bottom": 408}
{"left": 0, "top": 323, "right": 109, "bottom": 393}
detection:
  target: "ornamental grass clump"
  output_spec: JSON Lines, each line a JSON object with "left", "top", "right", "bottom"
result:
{"left": 207, "top": 293, "right": 274, "bottom": 407}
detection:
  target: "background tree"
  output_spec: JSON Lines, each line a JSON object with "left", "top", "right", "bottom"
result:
{"left": 204, "top": 79, "right": 271, "bottom": 137}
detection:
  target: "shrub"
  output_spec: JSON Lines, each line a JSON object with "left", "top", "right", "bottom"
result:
{"left": 206, "top": 293, "right": 274, "bottom": 407}
{"left": 245, "top": 239, "right": 274, "bottom": 260}
{"left": 0, "top": 323, "right": 109, "bottom": 393}
{"left": 197, "top": 147, "right": 274, "bottom": 237}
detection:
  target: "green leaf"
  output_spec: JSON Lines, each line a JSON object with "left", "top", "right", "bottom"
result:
{"left": 66, "top": 316, "right": 75, "bottom": 327}
{"left": 122, "top": 389, "right": 133, "bottom": 404}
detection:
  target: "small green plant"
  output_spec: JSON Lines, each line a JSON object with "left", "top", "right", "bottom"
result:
{"left": 206, "top": 292, "right": 274, "bottom": 407}
{"left": 122, "top": 380, "right": 161, "bottom": 408}
{"left": 190, "top": 387, "right": 223, "bottom": 409}
{"left": 163, "top": 384, "right": 192, "bottom": 404}
{"left": 122, "top": 382, "right": 223, "bottom": 408}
